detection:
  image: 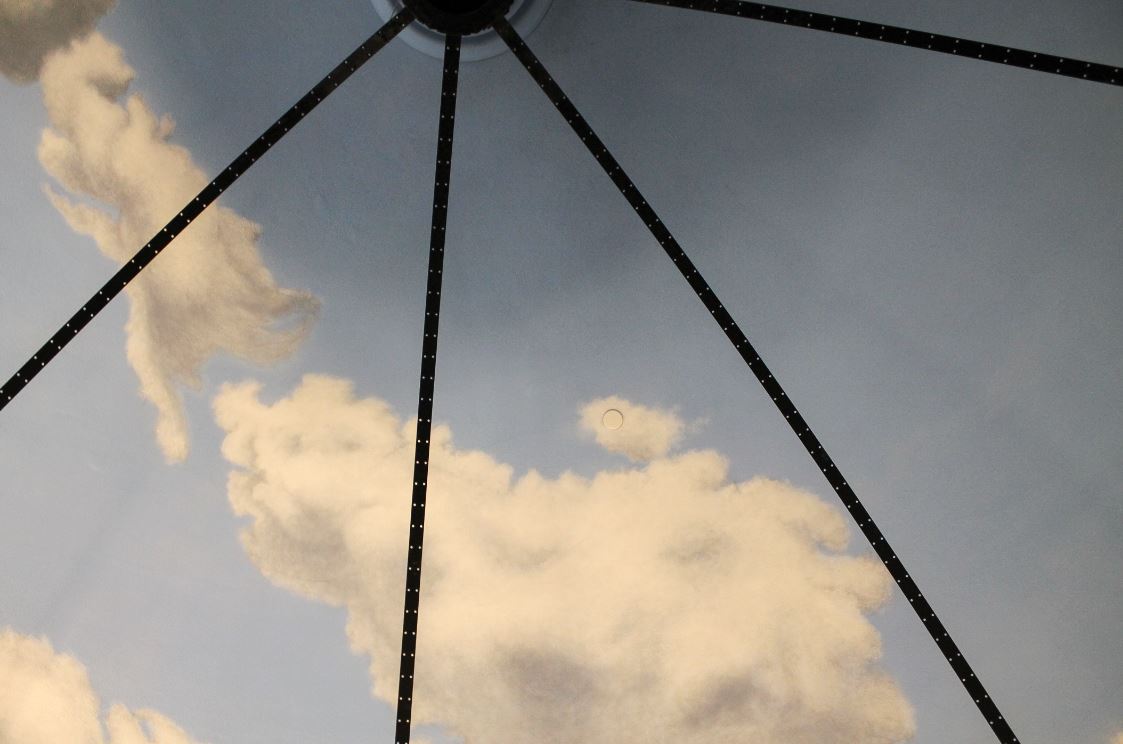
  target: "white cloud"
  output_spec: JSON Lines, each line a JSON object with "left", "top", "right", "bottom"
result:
{"left": 214, "top": 375, "right": 916, "bottom": 744}
{"left": 0, "top": 628, "right": 203, "bottom": 744}
{"left": 579, "top": 395, "right": 686, "bottom": 461}
{"left": 0, "top": 0, "right": 114, "bottom": 83}
{"left": 38, "top": 33, "right": 318, "bottom": 462}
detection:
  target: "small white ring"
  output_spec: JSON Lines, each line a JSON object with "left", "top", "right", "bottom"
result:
{"left": 601, "top": 409, "right": 624, "bottom": 430}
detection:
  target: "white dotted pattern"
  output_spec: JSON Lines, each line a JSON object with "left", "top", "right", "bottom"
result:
{"left": 393, "top": 32, "right": 461, "bottom": 744}
{"left": 629, "top": 0, "right": 1120, "bottom": 87}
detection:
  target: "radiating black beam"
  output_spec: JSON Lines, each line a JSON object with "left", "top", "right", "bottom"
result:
{"left": 627, "top": 0, "right": 1122, "bottom": 87}
{"left": 495, "top": 17, "right": 1022, "bottom": 744}
{"left": 393, "top": 33, "right": 461, "bottom": 744}
{"left": 0, "top": 10, "right": 415, "bottom": 414}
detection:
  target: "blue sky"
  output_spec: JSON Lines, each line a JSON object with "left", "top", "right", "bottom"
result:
{"left": 0, "top": 1, "right": 1121, "bottom": 742}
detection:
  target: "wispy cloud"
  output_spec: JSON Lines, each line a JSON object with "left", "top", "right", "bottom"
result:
{"left": 0, "top": 0, "right": 114, "bottom": 83}
{"left": 215, "top": 375, "right": 916, "bottom": 743}
{"left": 0, "top": 628, "right": 204, "bottom": 743}
{"left": 35, "top": 32, "right": 318, "bottom": 461}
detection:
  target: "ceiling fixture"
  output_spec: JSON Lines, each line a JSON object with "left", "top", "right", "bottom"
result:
{"left": 371, "top": 0, "right": 554, "bottom": 60}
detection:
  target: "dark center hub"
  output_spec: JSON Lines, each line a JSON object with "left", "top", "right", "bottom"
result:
{"left": 405, "top": 0, "right": 516, "bottom": 35}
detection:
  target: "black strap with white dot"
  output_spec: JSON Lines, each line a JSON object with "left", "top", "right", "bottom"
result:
{"left": 628, "top": 0, "right": 1122, "bottom": 87}
{"left": 394, "top": 32, "right": 461, "bottom": 744}
{"left": 495, "top": 17, "right": 1020, "bottom": 744}
{"left": 0, "top": 10, "right": 415, "bottom": 414}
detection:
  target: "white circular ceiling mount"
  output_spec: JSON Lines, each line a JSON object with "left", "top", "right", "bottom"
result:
{"left": 370, "top": 0, "right": 554, "bottom": 62}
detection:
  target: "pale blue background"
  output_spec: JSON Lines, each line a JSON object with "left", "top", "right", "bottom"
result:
{"left": 1, "top": 1, "right": 1120, "bottom": 742}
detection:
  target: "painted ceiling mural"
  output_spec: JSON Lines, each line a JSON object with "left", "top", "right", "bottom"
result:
{"left": 0, "top": 1, "right": 1120, "bottom": 743}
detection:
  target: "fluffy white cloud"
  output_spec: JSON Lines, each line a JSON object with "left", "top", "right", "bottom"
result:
{"left": 0, "top": 628, "right": 203, "bottom": 744}
{"left": 215, "top": 375, "right": 915, "bottom": 744}
{"left": 38, "top": 33, "right": 318, "bottom": 462}
{"left": 579, "top": 395, "right": 685, "bottom": 461}
{"left": 0, "top": 0, "right": 114, "bottom": 83}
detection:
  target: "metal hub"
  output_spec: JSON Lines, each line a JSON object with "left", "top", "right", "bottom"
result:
{"left": 371, "top": 0, "right": 553, "bottom": 61}
{"left": 405, "top": 0, "right": 513, "bottom": 35}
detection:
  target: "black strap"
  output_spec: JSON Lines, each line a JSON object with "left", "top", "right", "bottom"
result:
{"left": 627, "top": 0, "right": 1121, "bottom": 87}
{"left": 394, "top": 33, "right": 461, "bottom": 744}
{"left": 495, "top": 17, "right": 1021, "bottom": 744}
{"left": 0, "top": 10, "right": 415, "bottom": 414}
